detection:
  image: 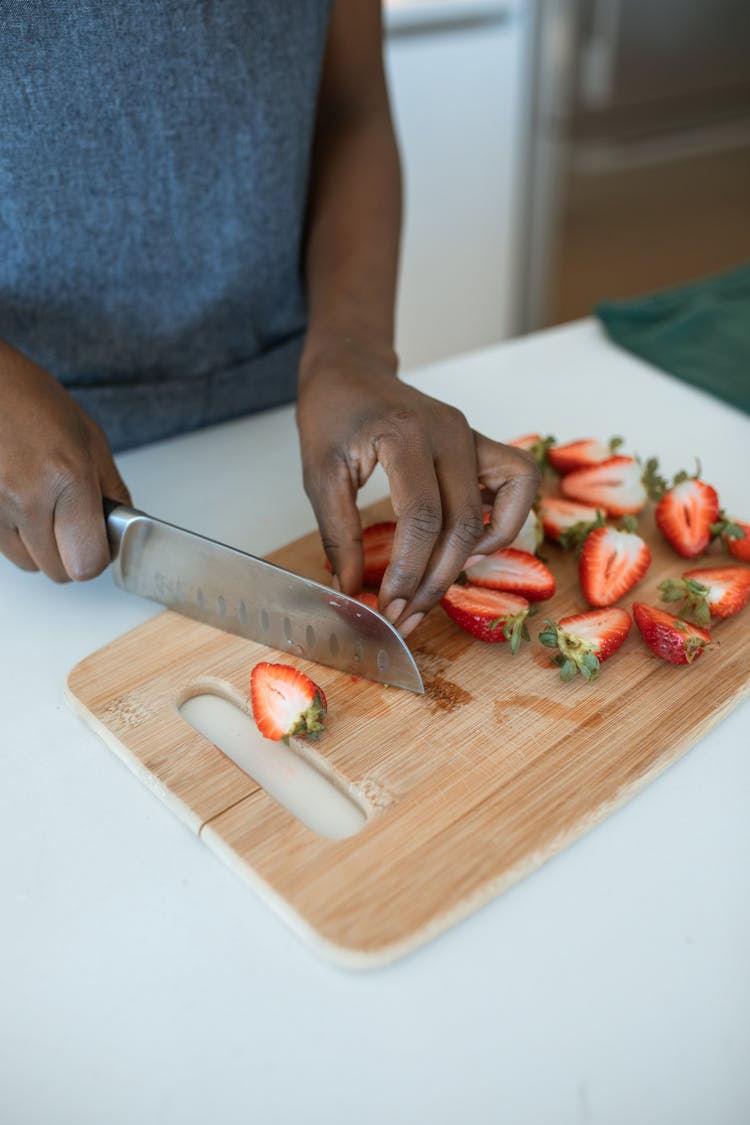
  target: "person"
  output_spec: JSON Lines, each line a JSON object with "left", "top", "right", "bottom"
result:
{"left": 0, "top": 1, "right": 538, "bottom": 638}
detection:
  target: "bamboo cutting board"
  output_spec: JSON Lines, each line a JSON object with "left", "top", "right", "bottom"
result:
{"left": 66, "top": 499, "right": 750, "bottom": 967}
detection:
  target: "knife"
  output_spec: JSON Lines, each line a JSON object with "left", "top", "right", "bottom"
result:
{"left": 104, "top": 501, "right": 424, "bottom": 694}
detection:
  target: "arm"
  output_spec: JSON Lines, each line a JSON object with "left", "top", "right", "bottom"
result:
{"left": 0, "top": 340, "right": 130, "bottom": 581}
{"left": 296, "top": 0, "right": 539, "bottom": 635}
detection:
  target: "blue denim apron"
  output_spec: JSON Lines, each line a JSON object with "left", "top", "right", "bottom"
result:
{"left": 0, "top": 2, "right": 331, "bottom": 449}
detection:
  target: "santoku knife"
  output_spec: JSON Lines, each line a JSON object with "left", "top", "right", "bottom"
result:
{"left": 104, "top": 501, "right": 424, "bottom": 694}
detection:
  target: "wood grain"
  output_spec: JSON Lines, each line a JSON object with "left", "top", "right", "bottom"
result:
{"left": 66, "top": 498, "right": 750, "bottom": 967}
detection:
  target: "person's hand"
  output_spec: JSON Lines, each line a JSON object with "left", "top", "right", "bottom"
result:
{"left": 296, "top": 338, "right": 540, "bottom": 636}
{"left": 0, "top": 340, "right": 131, "bottom": 581}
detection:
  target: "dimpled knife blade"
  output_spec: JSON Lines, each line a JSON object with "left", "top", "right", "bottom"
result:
{"left": 104, "top": 503, "right": 424, "bottom": 693}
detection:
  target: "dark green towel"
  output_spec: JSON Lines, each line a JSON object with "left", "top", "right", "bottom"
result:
{"left": 595, "top": 262, "right": 750, "bottom": 415}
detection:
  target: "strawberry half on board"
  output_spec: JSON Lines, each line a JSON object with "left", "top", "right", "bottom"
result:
{"left": 506, "top": 432, "right": 556, "bottom": 472}
{"left": 547, "top": 436, "right": 623, "bottom": 476}
{"left": 711, "top": 513, "right": 750, "bottom": 563}
{"left": 361, "top": 521, "right": 396, "bottom": 586}
{"left": 440, "top": 585, "right": 531, "bottom": 651}
{"left": 578, "top": 518, "right": 652, "bottom": 607}
{"left": 560, "top": 455, "right": 662, "bottom": 517}
{"left": 538, "top": 607, "right": 631, "bottom": 682}
{"left": 250, "top": 662, "right": 328, "bottom": 744}
{"left": 658, "top": 565, "right": 750, "bottom": 626}
{"left": 632, "top": 603, "right": 713, "bottom": 666}
{"left": 463, "top": 547, "right": 556, "bottom": 602}
{"left": 654, "top": 472, "right": 720, "bottom": 558}
{"left": 537, "top": 497, "right": 603, "bottom": 551}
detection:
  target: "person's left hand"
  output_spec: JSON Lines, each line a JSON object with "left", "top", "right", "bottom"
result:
{"left": 296, "top": 339, "right": 540, "bottom": 637}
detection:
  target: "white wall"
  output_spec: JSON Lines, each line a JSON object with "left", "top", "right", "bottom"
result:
{"left": 384, "top": 1, "right": 533, "bottom": 371}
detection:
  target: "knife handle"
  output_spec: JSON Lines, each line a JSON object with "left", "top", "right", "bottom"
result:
{"left": 103, "top": 498, "right": 141, "bottom": 560}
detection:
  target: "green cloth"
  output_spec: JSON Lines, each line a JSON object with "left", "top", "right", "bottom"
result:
{"left": 595, "top": 262, "right": 750, "bottom": 415}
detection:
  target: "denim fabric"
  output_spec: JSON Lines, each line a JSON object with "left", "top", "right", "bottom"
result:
{"left": 0, "top": 2, "right": 331, "bottom": 449}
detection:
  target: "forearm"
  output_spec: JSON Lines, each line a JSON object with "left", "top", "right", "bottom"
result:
{"left": 300, "top": 11, "right": 402, "bottom": 380}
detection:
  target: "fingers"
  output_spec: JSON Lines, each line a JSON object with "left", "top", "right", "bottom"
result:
{"left": 0, "top": 527, "right": 38, "bottom": 572}
{"left": 378, "top": 421, "right": 483, "bottom": 630}
{"left": 471, "top": 434, "right": 541, "bottom": 556}
{"left": 303, "top": 454, "right": 364, "bottom": 595}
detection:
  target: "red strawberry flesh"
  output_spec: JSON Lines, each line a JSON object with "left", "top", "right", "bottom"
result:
{"left": 579, "top": 525, "right": 651, "bottom": 606}
{"left": 463, "top": 547, "right": 555, "bottom": 601}
{"left": 250, "top": 662, "right": 328, "bottom": 743}
{"left": 561, "top": 455, "right": 648, "bottom": 517}
{"left": 440, "top": 584, "right": 530, "bottom": 649}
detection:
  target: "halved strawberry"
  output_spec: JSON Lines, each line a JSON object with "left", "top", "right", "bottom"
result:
{"left": 361, "top": 521, "right": 396, "bottom": 586}
{"left": 250, "top": 662, "right": 328, "bottom": 743}
{"left": 508, "top": 507, "right": 544, "bottom": 554}
{"left": 506, "top": 433, "right": 556, "bottom": 471}
{"left": 537, "top": 497, "right": 603, "bottom": 551}
{"left": 578, "top": 519, "right": 651, "bottom": 606}
{"left": 463, "top": 547, "right": 555, "bottom": 601}
{"left": 538, "top": 607, "right": 631, "bottom": 681}
{"left": 632, "top": 603, "right": 713, "bottom": 665}
{"left": 654, "top": 472, "right": 720, "bottom": 558}
{"left": 548, "top": 436, "right": 623, "bottom": 475}
{"left": 561, "top": 455, "right": 663, "bottom": 517}
{"left": 355, "top": 590, "right": 380, "bottom": 611}
{"left": 440, "top": 585, "right": 530, "bottom": 650}
{"left": 711, "top": 513, "right": 750, "bottom": 563}
{"left": 659, "top": 565, "right": 750, "bottom": 626}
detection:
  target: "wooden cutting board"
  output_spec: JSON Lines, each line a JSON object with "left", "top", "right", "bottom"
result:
{"left": 66, "top": 498, "right": 750, "bottom": 967}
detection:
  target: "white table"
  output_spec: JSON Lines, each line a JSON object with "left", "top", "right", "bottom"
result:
{"left": 2, "top": 320, "right": 749, "bottom": 1125}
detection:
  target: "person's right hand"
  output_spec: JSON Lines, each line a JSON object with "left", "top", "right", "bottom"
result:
{"left": 0, "top": 340, "right": 131, "bottom": 581}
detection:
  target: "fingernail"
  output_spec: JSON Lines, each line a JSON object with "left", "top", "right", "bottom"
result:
{"left": 465, "top": 554, "right": 485, "bottom": 569}
{"left": 331, "top": 574, "right": 341, "bottom": 591}
{"left": 383, "top": 598, "right": 407, "bottom": 624}
{"left": 398, "top": 612, "right": 424, "bottom": 639}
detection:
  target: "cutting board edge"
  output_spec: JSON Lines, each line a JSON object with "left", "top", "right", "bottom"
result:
{"left": 64, "top": 679, "right": 204, "bottom": 835}
{"left": 198, "top": 694, "right": 740, "bottom": 970}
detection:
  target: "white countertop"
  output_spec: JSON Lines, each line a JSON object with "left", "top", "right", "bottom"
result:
{"left": 2, "top": 320, "right": 749, "bottom": 1125}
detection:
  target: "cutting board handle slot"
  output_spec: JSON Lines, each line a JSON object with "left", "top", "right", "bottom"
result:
{"left": 178, "top": 687, "right": 367, "bottom": 840}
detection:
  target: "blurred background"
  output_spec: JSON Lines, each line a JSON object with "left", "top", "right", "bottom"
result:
{"left": 383, "top": 0, "right": 750, "bottom": 369}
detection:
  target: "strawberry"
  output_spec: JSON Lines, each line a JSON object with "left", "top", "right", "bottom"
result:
{"left": 440, "top": 585, "right": 530, "bottom": 650}
{"left": 560, "top": 455, "right": 663, "bottom": 517}
{"left": 537, "top": 497, "right": 603, "bottom": 551}
{"left": 711, "top": 513, "right": 750, "bottom": 563}
{"left": 506, "top": 433, "right": 556, "bottom": 471}
{"left": 654, "top": 472, "right": 720, "bottom": 558}
{"left": 463, "top": 547, "right": 555, "bottom": 601}
{"left": 578, "top": 518, "right": 652, "bottom": 606}
{"left": 250, "top": 662, "right": 328, "bottom": 743}
{"left": 538, "top": 607, "right": 631, "bottom": 682}
{"left": 547, "top": 436, "right": 623, "bottom": 476}
{"left": 361, "top": 521, "right": 396, "bottom": 586}
{"left": 632, "top": 603, "right": 713, "bottom": 665}
{"left": 659, "top": 565, "right": 750, "bottom": 626}
{"left": 355, "top": 590, "right": 380, "bottom": 611}
{"left": 508, "top": 507, "right": 544, "bottom": 554}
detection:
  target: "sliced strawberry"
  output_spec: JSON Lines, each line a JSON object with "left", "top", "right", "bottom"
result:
{"left": 548, "top": 436, "right": 623, "bottom": 476}
{"left": 711, "top": 513, "right": 750, "bottom": 563}
{"left": 538, "top": 607, "right": 631, "bottom": 681}
{"left": 560, "top": 455, "right": 662, "bottom": 517}
{"left": 655, "top": 473, "right": 720, "bottom": 558}
{"left": 632, "top": 603, "right": 713, "bottom": 666}
{"left": 361, "top": 521, "right": 396, "bottom": 586}
{"left": 578, "top": 520, "right": 651, "bottom": 606}
{"left": 508, "top": 508, "right": 544, "bottom": 554}
{"left": 659, "top": 565, "right": 750, "bottom": 626}
{"left": 537, "top": 497, "right": 603, "bottom": 551}
{"left": 463, "top": 547, "right": 555, "bottom": 601}
{"left": 250, "top": 662, "right": 327, "bottom": 743}
{"left": 506, "top": 433, "right": 556, "bottom": 471}
{"left": 440, "top": 585, "right": 530, "bottom": 650}
{"left": 355, "top": 590, "right": 380, "bottom": 611}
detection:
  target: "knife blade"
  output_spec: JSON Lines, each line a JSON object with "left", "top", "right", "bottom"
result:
{"left": 104, "top": 502, "right": 424, "bottom": 694}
